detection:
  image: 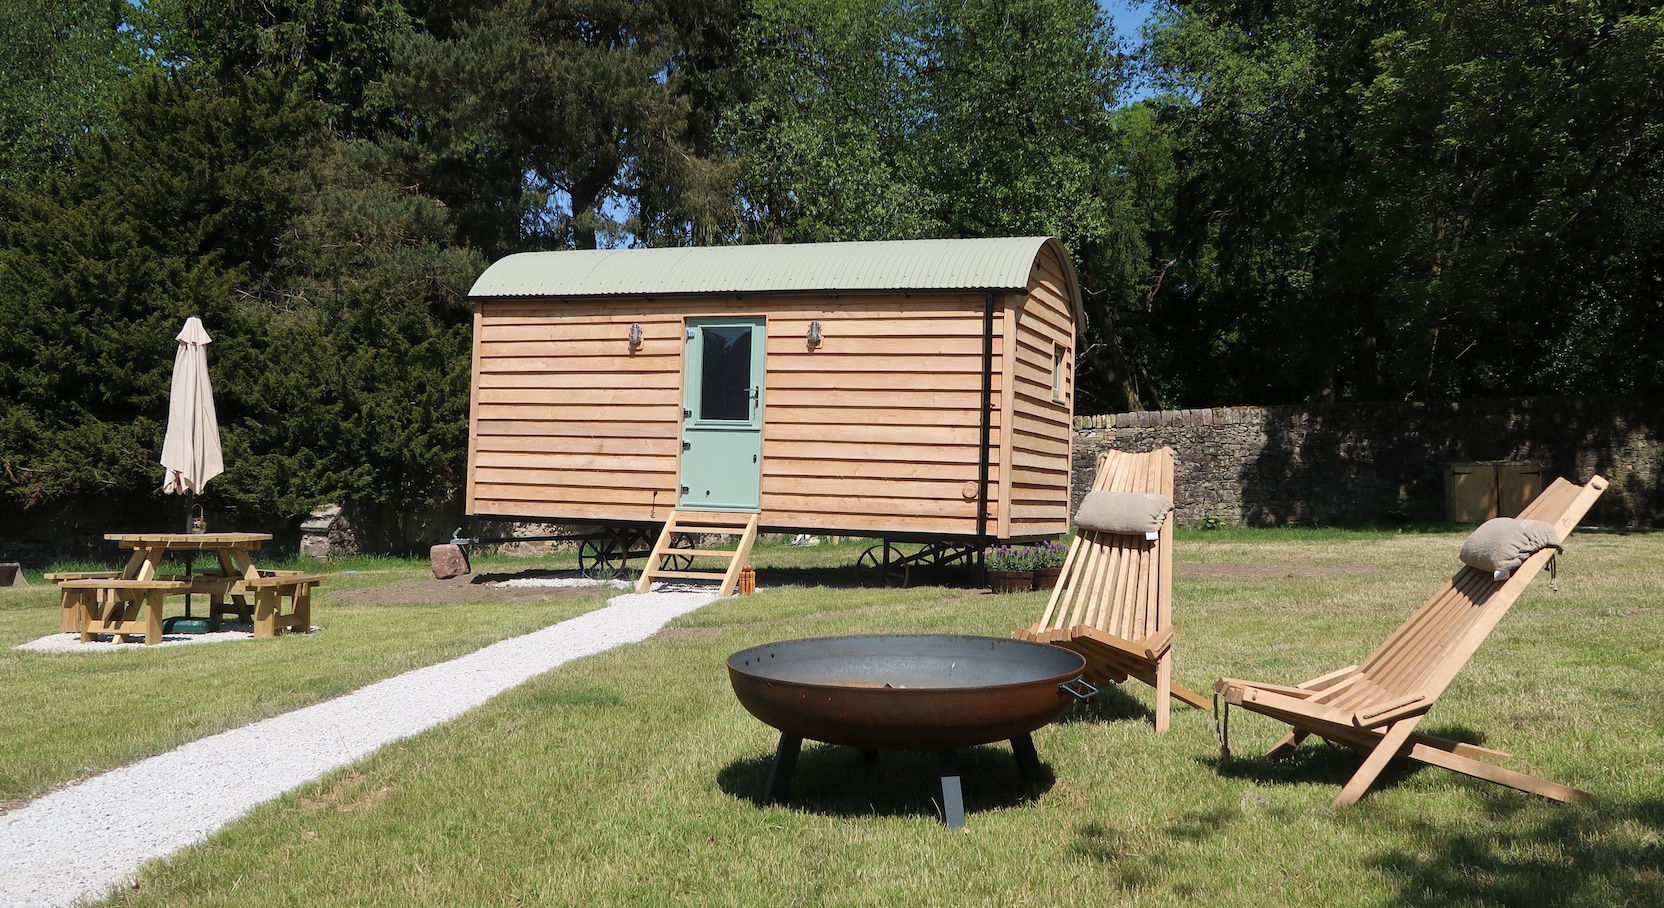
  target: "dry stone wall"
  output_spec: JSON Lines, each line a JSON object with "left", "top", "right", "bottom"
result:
{"left": 1072, "top": 394, "right": 1661, "bottom": 527}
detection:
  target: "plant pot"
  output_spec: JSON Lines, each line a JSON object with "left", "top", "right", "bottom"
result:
{"left": 1031, "top": 566, "right": 1063, "bottom": 590}
{"left": 989, "top": 570, "right": 1033, "bottom": 594}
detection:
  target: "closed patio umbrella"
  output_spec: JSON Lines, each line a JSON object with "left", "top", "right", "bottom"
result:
{"left": 160, "top": 316, "right": 223, "bottom": 501}
{"left": 159, "top": 317, "right": 223, "bottom": 624}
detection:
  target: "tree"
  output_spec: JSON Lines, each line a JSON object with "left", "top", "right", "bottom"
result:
{"left": 0, "top": 73, "right": 321, "bottom": 528}
{"left": 722, "top": 0, "right": 941, "bottom": 244}
{"left": 383, "top": 0, "right": 736, "bottom": 254}
{"left": 1353, "top": 0, "right": 1664, "bottom": 395}
{"left": 722, "top": 0, "right": 1149, "bottom": 407}
{"left": 0, "top": 0, "right": 148, "bottom": 188}
{"left": 0, "top": 65, "right": 483, "bottom": 543}
{"left": 224, "top": 137, "right": 483, "bottom": 539}
{"left": 144, "top": 0, "right": 417, "bottom": 134}
{"left": 917, "top": 0, "right": 1149, "bottom": 410}
{"left": 1138, "top": 0, "right": 1664, "bottom": 406}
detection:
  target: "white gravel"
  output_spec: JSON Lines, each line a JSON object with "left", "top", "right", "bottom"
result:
{"left": 16, "top": 623, "right": 290, "bottom": 653}
{"left": 0, "top": 587, "right": 721, "bottom": 908}
{"left": 493, "top": 576, "right": 635, "bottom": 590}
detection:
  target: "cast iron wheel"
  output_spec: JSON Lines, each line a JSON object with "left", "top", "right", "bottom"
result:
{"left": 578, "top": 533, "right": 629, "bottom": 579}
{"left": 855, "top": 543, "right": 910, "bottom": 588}
{"left": 663, "top": 534, "right": 697, "bottom": 572}
{"left": 916, "top": 543, "right": 978, "bottom": 584}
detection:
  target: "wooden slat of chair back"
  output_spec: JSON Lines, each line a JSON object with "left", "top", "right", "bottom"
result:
{"left": 1035, "top": 448, "right": 1175, "bottom": 642}
{"left": 1345, "top": 476, "right": 1605, "bottom": 711}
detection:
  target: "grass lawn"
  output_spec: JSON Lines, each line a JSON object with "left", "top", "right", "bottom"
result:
{"left": 6, "top": 530, "right": 1662, "bottom": 906}
{"left": 0, "top": 552, "right": 611, "bottom": 811}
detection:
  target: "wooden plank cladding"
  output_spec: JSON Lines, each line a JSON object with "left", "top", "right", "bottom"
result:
{"left": 466, "top": 237, "right": 1081, "bottom": 542}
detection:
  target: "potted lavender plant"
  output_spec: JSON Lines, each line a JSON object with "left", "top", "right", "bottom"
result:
{"left": 985, "top": 545, "right": 1035, "bottom": 593}
{"left": 1030, "top": 540, "right": 1066, "bottom": 590}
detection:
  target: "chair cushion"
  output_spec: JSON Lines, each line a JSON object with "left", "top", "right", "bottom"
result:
{"left": 1459, "top": 517, "right": 1562, "bottom": 580}
{"left": 1075, "top": 491, "right": 1173, "bottom": 536}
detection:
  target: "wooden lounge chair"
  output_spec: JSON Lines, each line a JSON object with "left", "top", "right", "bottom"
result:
{"left": 1214, "top": 474, "right": 1607, "bottom": 806}
{"left": 1014, "top": 447, "right": 1209, "bottom": 733}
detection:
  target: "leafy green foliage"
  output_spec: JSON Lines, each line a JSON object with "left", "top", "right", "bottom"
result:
{"left": 145, "top": 0, "right": 417, "bottom": 133}
{"left": 1138, "top": 0, "right": 1664, "bottom": 405}
{"left": 724, "top": 0, "right": 1150, "bottom": 408}
{"left": 0, "top": 73, "right": 319, "bottom": 527}
{"left": 0, "top": 70, "right": 480, "bottom": 538}
{"left": 382, "top": 0, "right": 738, "bottom": 254}
{"left": 0, "top": 0, "right": 152, "bottom": 187}
{"left": 219, "top": 138, "right": 482, "bottom": 526}
{"left": 3, "top": 0, "right": 1662, "bottom": 548}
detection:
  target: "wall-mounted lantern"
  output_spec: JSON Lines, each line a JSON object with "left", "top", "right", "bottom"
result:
{"left": 807, "top": 320, "right": 823, "bottom": 348}
{"left": 628, "top": 322, "right": 643, "bottom": 351}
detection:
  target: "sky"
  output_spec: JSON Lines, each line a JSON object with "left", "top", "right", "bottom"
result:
{"left": 1101, "top": 0, "right": 1158, "bottom": 102}
{"left": 1102, "top": 0, "right": 1157, "bottom": 41}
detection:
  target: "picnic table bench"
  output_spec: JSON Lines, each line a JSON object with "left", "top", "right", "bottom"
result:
{"left": 44, "top": 534, "right": 323, "bottom": 645}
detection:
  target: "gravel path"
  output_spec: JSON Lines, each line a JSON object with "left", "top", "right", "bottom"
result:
{"left": 0, "top": 588, "right": 720, "bottom": 908}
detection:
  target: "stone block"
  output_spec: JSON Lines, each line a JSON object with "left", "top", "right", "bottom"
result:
{"left": 430, "top": 543, "right": 472, "bottom": 580}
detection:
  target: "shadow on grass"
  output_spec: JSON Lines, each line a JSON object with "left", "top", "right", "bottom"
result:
{"left": 1204, "top": 722, "right": 1500, "bottom": 793}
{"left": 1056, "top": 682, "right": 1155, "bottom": 726}
{"left": 751, "top": 564, "right": 986, "bottom": 591}
{"left": 1371, "top": 798, "right": 1664, "bottom": 907}
{"left": 1206, "top": 741, "right": 1384, "bottom": 789}
{"left": 716, "top": 740, "right": 1055, "bottom": 824}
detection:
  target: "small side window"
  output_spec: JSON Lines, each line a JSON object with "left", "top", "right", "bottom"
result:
{"left": 1053, "top": 344, "right": 1069, "bottom": 402}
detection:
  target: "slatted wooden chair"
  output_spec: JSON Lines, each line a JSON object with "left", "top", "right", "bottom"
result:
{"left": 1214, "top": 474, "right": 1608, "bottom": 806}
{"left": 1014, "top": 447, "right": 1209, "bottom": 733}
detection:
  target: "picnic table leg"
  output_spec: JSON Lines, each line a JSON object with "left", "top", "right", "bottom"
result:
{"left": 134, "top": 544, "right": 166, "bottom": 582}
{"left": 224, "top": 548, "right": 259, "bottom": 582}
{"left": 77, "top": 589, "right": 106, "bottom": 642}
{"left": 293, "top": 584, "right": 312, "bottom": 633}
{"left": 252, "top": 587, "right": 279, "bottom": 637}
{"left": 144, "top": 588, "right": 165, "bottom": 644}
{"left": 85, "top": 588, "right": 135, "bottom": 643}
{"left": 59, "top": 586, "right": 82, "bottom": 633}
{"left": 121, "top": 547, "right": 149, "bottom": 580}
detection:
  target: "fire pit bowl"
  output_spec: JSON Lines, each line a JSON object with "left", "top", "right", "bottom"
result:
{"left": 727, "top": 634, "right": 1095, "bottom": 827}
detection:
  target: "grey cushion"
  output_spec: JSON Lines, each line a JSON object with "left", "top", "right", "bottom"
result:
{"left": 1459, "top": 517, "right": 1562, "bottom": 580}
{"left": 1074, "top": 490, "right": 1173, "bottom": 537}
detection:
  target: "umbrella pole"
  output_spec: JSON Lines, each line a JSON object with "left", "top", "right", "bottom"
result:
{"left": 183, "top": 493, "right": 194, "bottom": 618}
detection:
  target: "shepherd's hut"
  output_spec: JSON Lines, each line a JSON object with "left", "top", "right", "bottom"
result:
{"left": 464, "top": 236, "right": 1082, "bottom": 591}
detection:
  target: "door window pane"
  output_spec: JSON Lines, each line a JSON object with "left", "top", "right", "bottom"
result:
{"left": 700, "top": 326, "right": 752, "bottom": 421}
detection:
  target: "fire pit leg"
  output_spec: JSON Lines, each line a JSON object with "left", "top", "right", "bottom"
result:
{"left": 766, "top": 733, "right": 802, "bottom": 805}
{"left": 937, "top": 749, "right": 967, "bottom": 829}
{"left": 1010, "top": 733, "right": 1041, "bottom": 781}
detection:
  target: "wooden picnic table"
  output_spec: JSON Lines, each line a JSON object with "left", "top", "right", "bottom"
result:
{"left": 46, "top": 532, "right": 323, "bottom": 645}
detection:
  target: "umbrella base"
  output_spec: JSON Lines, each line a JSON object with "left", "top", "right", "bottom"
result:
{"left": 163, "top": 616, "right": 219, "bottom": 635}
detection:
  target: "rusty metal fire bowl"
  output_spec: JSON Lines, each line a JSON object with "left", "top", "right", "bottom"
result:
{"left": 727, "top": 634, "right": 1095, "bottom": 827}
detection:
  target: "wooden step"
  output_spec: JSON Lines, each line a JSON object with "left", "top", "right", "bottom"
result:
{"left": 635, "top": 510, "right": 761, "bottom": 597}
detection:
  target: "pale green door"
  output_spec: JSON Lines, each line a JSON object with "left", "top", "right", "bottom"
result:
{"left": 680, "top": 317, "right": 764, "bottom": 511}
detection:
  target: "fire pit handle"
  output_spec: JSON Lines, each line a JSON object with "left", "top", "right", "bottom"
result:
{"left": 1058, "top": 678, "right": 1099, "bottom": 702}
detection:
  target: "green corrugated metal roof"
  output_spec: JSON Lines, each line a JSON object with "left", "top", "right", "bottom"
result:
{"left": 468, "top": 237, "right": 1082, "bottom": 323}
